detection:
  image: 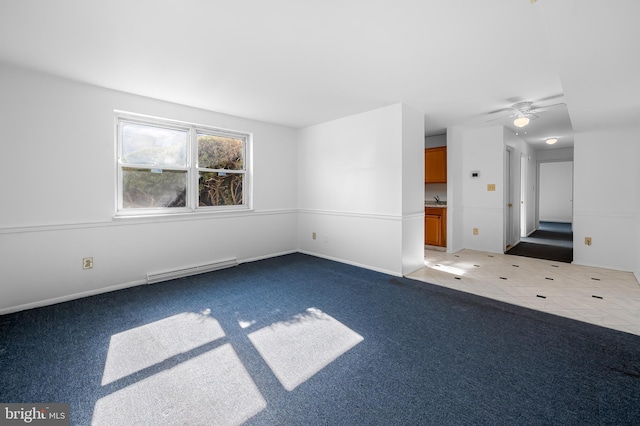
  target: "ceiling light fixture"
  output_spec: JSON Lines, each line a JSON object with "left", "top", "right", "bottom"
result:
{"left": 546, "top": 138, "right": 558, "bottom": 145}
{"left": 513, "top": 116, "right": 530, "bottom": 127}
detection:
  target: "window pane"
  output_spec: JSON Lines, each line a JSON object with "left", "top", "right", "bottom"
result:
{"left": 123, "top": 168, "right": 187, "bottom": 208}
{"left": 122, "top": 122, "right": 187, "bottom": 167}
{"left": 198, "top": 134, "right": 244, "bottom": 170}
{"left": 199, "top": 172, "right": 243, "bottom": 206}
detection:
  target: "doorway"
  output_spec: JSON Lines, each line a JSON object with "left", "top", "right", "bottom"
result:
{"left": 507, "top": 221, "right": 573, "bottom": 263}
{"left": 506, "top": 160, "right": 574, "bottom": 263}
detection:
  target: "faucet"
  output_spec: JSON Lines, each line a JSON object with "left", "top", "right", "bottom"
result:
{"left": 433, "top": 195, "right": 440, "bottom": 205}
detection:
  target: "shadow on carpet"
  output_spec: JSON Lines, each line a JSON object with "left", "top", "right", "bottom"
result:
{"left": 506, "top": 241, "right": 573, "bottom": 263}
{"left": 1, "top": 253, "right": 638, "bottom": 425}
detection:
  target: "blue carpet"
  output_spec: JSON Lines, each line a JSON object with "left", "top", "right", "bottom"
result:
{"left": 1, "top": 253, "right": 639, "bottom": 425}
{"left": 506, "top": 242, "right": 573, "bottom": 263}
{"left": 539, "top": 221, "right": 572, "bottom": 233}
{"left": 526, "top": 222, "right": 573, "bottom": 246}
{"left": 511, "top": 221, "right": 573, "bottom": 262}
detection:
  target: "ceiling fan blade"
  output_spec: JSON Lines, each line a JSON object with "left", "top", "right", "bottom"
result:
{"left": 530, "top": 102, "right": 566, "bottom": 113}
{"left": 486, "top": 106, "right": 514, "bottom": 115}
{"left": 485, "top": 112, "right": 516, "bottom": 122}
{"left": 535, "top": 93, "right": 565, "bottom": 104}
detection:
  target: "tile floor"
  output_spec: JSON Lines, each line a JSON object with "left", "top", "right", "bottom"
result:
{"left": 407, "top": 249, "right": 640, "bottom": 336}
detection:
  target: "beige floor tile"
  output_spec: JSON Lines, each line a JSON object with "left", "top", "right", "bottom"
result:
{"left": 605, "top": 297, "right": 640, "bottom": 310}
{"left": 407, "top": 248, "right": 640, "bottom": 336}
{"left": 609, "top": 324, "right": 640, "bottom": 335}
{"left": 513, "top": 296, "right": 566, "bottom": 312}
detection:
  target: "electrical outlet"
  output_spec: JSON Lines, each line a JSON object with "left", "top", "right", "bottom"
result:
{"left": 83, "top": 257, "right": 94, "bottom": 269}
{"left": 312, "top": 232, "right": 316, "bottom": 240}
{"left": 487, "top": 184, "right": 496, "bottom": 191}
{"left": 473, "top": 228, "right": 479, "bottom": 235}
{"left": 585, "top": 237, "right": 592, "bottom": 246}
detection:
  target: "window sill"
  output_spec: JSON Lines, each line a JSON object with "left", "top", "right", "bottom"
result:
{"left": 113, "top": 207, "right": 254, "bottom": 223}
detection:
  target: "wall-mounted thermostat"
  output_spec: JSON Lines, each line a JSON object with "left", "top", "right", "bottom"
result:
{"left": 471, "top": 171, "right": 480, "bottom": 178}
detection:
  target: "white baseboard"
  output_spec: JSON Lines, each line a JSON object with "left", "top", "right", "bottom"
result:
{"left": 0, "top": 249, "right": 403, "bottom": 315}
{"left": 0, "top": 250, "right": 299, "bottom": 316}
{"left": 297, "top": 249, "right": 401, "bottom": 277}
{"left": 239, "top": 250, "right": 298, "bottom": 264}
{"left": 0, "top": 279, "right": 147, "bottom": 316}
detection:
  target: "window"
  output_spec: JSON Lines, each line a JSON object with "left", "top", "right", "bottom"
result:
{"left": 116, "top": 112, "right": 250, "bottom": 216}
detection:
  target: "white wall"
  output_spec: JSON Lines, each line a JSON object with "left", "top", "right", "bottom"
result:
{"left": 425, "top": 183, "right": 447, "bottom": 203}
{"left": 446, "top": 126, "right": 465, "bottom": 253}
{"left": 297, "top": 104, "right": 424, "bottom": 276}
{"left": 0, "top": 64, "right": 298, "bottom": 314}
{"left": 537, "top": 147, "right": 573, "bottom": 162}
{"left": 539, "top": 161, "right": 573, "bottom": 223}
{"left": 572, "top": 126, "right": 638, "bottom": 271}
{"left": 401, "top": 106, "right": 427, "bottom": 275}
{"left": 425, "top": 133, "right": 446, "bottom": 148}
{"left": 457, "top": 126, "right": 505, "bottom": 253}
{"left": 636, "top": 136, "right": 640, "bottom": 280}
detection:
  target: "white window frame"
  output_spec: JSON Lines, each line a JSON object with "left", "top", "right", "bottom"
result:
{"left": 115, "top": 111, "right": 252, "bottom": 217}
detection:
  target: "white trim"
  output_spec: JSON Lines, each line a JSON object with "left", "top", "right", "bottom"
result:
{"left": 573, "top": 210, "right": 637, "bottom": 219}
{"left": 0, "top": 209, "right": 298, "bottom": 235}
{"left": 571, "top": 260, "right": 634, "bottom": 273}
{"left": 114, "top": 110, "right": 250, "bottom": 139}
{"left": 115, "top": 111, "right": 252, "bottom": 215}
{"left": 0, "top": 250, "right": 299, "bottom": 315}
{"left": 403, "top": 212, "right": 426, "bottom": 221}
{"left": 239, "top": 250, "right": 298, "bottom": 264}
{"left": 298, "top": 209, "right": 403, "bottom": 221}
{"left": 0, "top": 278, "right": 148, "bottom": 316}
{"left": 147, "top": 258, "right": 238, "bottom": 284}
{"left": 298, "top": 249, "right": 402, "bottom": 277}
{"left": 1, "top": 209, "right": 417, "bottom": 234}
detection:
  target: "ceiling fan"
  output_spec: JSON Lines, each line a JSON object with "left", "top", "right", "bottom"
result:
{"left": 486, "top": 100, "right": 565, "bottom": 128}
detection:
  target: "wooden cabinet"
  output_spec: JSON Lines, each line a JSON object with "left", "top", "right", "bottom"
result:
{"left": 425, "top": 207, "right": 446, "bottom": 247}
{"left": 425, "top": 147, "right": 447, "bottom": 183}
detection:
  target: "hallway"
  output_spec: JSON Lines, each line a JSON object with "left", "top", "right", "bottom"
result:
{"left": 506, "top": 221, "right": 573, "bottom": 263}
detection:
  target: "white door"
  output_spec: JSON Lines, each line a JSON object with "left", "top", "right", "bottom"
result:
{"left": 505, "top": 147, "right": 518, "bottom": 249}
{"left": 520, "top": 154, "right": 527, "bottom": 237}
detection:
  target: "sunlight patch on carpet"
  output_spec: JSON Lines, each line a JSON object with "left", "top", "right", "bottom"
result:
{"left": 92, "top": 343, "right": 266, "bottom": 425}
{"left": 248, "top": 307, "right": 363, "bottom": 391}
{"left": 101, "top": 311, "right": 225, "bottom": 385}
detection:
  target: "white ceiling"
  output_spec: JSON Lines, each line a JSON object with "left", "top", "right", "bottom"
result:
{"left": 0, "top": 1, "right": 638, "bottom": 150}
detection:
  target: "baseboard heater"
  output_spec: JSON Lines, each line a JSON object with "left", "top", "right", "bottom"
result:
{"left": 146, "top": 258, "right": 238, "bottom": 284}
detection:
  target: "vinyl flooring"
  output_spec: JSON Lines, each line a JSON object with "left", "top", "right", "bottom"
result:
{"left": 408, "top": 248, "right": 640, "bottom": 336}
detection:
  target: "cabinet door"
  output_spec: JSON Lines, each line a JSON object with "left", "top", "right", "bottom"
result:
{"left": 425, "top": 214, "right": 442, "bottom": 246}
{"left": 425, "top": 147, "right": 447, "bottom": 183}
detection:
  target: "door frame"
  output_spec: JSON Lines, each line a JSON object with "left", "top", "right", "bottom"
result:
{"left": 520, "top": 153, "right": 527, "bottom": 237}
{"left": 504, "top": 146, "right": 519, "bottom": 250}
